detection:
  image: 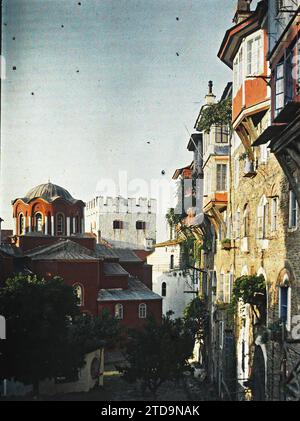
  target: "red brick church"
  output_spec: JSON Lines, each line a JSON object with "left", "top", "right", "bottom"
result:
{"left": 0, "top": 183, "right": 162, "bottom": 328}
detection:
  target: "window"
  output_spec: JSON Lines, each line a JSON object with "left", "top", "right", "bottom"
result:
{"left": 219, "top": 321, "right": 224, "bottom": 350}
{"left": 275, "top": 63, "right": 284, "bottom": 116}
{"left": 113, "top": 220, "right": 124, "bottom": 229}
{"left": 73, "top": 284, "right": 83, "bottom": 306}
{"left": 161, "top": 282, "right": 167, "bottom": 297}
{"left": 75, "top": 216, "right": 80, "bottom": 234}
{"left": 247, "top": 35, "right": 263, "bottom": 76}
{"left": 289, "top": 190, "right": 298, "bottom": 229}
{"left": 115, "top": 303, "right": 123, "bottom": 320}
{"left": 236, "top": 209, "right": 241, "bottom": 239}
{"left": 215, "top": 125, "right": 228, "bottom": 144}
{"left": 218, "top": 273, "right": 224, "bottom": 302}
{"left": 271, "top": 197, "right": 278, "bottom": 231}
{"left": 170, "top": 254, "right": 174, "bottom": 270}
{"left": 216, "top": 164, "right": 227, "bottom": 191}
{"left": 19, "top": 213, "right": 25, "bottom": 235}
{"left": 257, "top": 196, "right": 268, "bottom": 239}
{"left": 35, "top": 213, "right": 43, "bottom": 233}
{"left": 279, "top": 286, "right": 291, "bottom": 330}
{"left": 238, "top": 48, "right": 243, "bottom": 89}
{"left": 243, "top": 204, "right": 250, "bottom": 237}
{"left": 233, "top": 47, "right": 244, "bottom": 94}
{"left": 138, "top": 303, "right": 147, "bottom": 319}
{"left": 56, "top": 213, "right": 65, "bottom": 235}
{"left": 136, "top": 221, "right": 146, "bottom": 230}
{"left": 224, "top": 273, "right": 233, "bottom": 304}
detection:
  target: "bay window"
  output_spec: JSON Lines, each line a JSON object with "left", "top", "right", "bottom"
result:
{"left": 247, "top": 35, "right": 263, "bottom": 76}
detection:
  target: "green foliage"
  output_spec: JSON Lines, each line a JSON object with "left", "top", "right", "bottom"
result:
{"left": 118, "top": 314, "right": 195, "bottom": 396}
{"left": 0, "top": 274, "right": 123, "bottom": 395}
{"left": 197, "top": 98, "right": 232, "bottom": 134}
{"left": 166, "top": 208, "right": 182, "bottom": 227}
{"left": 232, "top": 274, "right": 266, "bottom": 308}
{"left": 68, "top": 310, "right": 123, "bottom": 355}
{"left": 183, "top": 296, "right": 208, "bottom": 342}
{"left": 238, "top": 151, "right": 250, "bottom": 161}
{"left": 0, "top": 274, "right": 80, "bottom": 393}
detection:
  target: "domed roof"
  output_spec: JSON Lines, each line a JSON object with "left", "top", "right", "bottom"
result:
{"left": 25, "top": 183, "right": 73, "bottom": 202}
{"left": 13, "top": 182, "right": 83, "bottom": 204}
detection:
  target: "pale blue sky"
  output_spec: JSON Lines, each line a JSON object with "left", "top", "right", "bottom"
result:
{"left": 1, "top": 0, "right": 254, "bottom": 239}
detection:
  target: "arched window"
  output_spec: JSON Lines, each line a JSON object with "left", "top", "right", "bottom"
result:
{"left": 115, "top": 303, "right": 123, "bottom": 320}
{"left": 139, "top": 303, "right": 147, "bottom": 319}
{"left": 243, "top": 204, "right": 250, "bottom": 237}
{"left": 279, "top": 275, "right": 291, "bottom": 331}
{"left": 161, "top": 282, "right": 167, "bottom": 297}
{"left": 56, "top": 213, "right": 65, "bottom": 236}
{"left": 73, "top": 284, "right": 83, "bottom": 306}
{"left": 75, "top": 216, "right": 80, "bottom": 234}
{"left": 19, "top": 213, "right": 25, "bottom": 235}
{"left": 170, "top": 254, "right": 174, "bottom": 269}
{"left": 35, "top": 213, "right": 43, "bottom": 233}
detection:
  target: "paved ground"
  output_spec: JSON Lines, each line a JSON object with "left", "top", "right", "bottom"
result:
{"left": 1, "top": 372, "right": 218, "bottom": 401}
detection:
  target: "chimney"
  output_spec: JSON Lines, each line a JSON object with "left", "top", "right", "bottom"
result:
{"left": 233, "top": 0, "right": 252, "bottom": 24}
{"left": 205, "top": 80, "right": 216, "bottom": 105}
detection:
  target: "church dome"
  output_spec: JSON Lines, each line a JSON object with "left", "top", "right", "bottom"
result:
{"left": 23, "top": 182, "right": 75, "bottom": 203}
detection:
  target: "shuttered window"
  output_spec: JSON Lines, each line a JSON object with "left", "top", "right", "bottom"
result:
{"left": 216, "top": 164, "right": 227, "bottom": 191}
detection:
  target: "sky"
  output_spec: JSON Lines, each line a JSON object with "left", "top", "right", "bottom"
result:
{"left": 0, "top": 0, "right": 254, "bottom": 240}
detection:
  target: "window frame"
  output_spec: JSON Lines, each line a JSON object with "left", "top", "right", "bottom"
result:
{"left": 35, "top": 212, "right": 43, "bottom": 233}
{"left": 246, "top": 33, "right": 263, "bottom": 77}
{"left": 216, "top": 163, "right": 227, "bottom": 191}
{"left": 136, "top": 220, "right": 146, "bottom": 230}
{"left": 114, "top": 303, "right": 124, "bottom": 320}
{"left": 271, "top": 197, "right": 278, "bottom": 231}
{"left": 19, "top": 213, "right": 25, "bottom": 235}
{"left": 289, "top": 190, "right": 298, "bottom": 229}
{"left": 138, "top": 303, "right": 147, "bottom": 319}
{"left": 161, "top": 282, "right": 167, "bottom": 297}
{"left": 113, "top": 220, "right": 124, "bottom": 230}
{"left": 73, "top": 283, "right": 84, "bottom": 307}
{"left": 56, "top": 213, "right": 65, "bottom": 236}
{"left": 279, "top": 284, "right": 292, "bottom": 331}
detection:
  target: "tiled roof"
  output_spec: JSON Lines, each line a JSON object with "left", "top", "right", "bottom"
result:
{"left": 103, "top": 262, "right": 129, "bottom": 276}
{"left": 0, "top": 244, "right": 22, "bottom": 257}
{"left": 25, "top": 240, "right": 98, "bottom": 261}
{"left": 95, "top": 243, "right": 119, "bottom": 259}
{"left": 98, "top": 278, "right": 162, "bottom": 302}
{"left": 113, "top": 248, "right": 142, "bottom": 263}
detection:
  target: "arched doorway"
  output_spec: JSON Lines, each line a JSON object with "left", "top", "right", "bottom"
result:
{"left": 252, "top": 345, "right": 266, "bottom": 401}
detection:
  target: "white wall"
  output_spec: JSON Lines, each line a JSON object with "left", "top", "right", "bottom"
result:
{"left": 85, "top": 196, "right": 156, "bottom": 249}
{"left": 147, "top": 244, "right": 197, "bottom": 319}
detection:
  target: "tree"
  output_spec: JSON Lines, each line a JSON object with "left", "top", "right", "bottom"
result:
{"left": 0, "top": 274, "right": 123, "bottom": 396}
{"left": 183, "top": 296, "right": 208, "bottom": 342}
{"left": 197, "top": 97, "right": 232, "bottom": 134}
{"left": 0, "top": 274, "right": 80, "bottom": 395}
{"left": 118, "top": 314, "right": 195, "bottom": 397}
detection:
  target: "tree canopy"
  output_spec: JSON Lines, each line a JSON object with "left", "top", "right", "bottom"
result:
{"left": 0, "top": 274, "right": 122, "bottom": 395}
{"left": 118, "top": 314, "right": 195, "bottom": 396}
{"left": 197, "top": 98, "right": 232, "bottom": 134}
